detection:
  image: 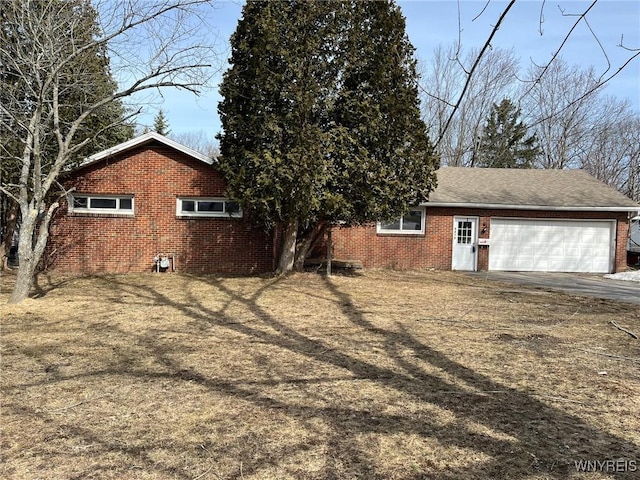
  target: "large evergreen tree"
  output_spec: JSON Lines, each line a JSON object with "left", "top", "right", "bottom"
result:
{"left": 475, "top": 98, "right": 540, "bottom": 168}
{"left": 217, "top": 0, "right": 438, "bottom": 272}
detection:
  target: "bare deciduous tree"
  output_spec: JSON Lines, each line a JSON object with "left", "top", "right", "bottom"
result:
{"left": 420, "top": 45, "right": 519, "bottom": 166}
{"left": 420, "top": 0, "right": 639, "bottom": 175}
{"left": 520, "top": 59, "right": 598, "bottom": 170}
{"left": 0, "top": 0, "right": 220, "bottom": 303}
{"left": 580, "top": 114, "right": 640, "bottom": 201}
{"left": 520, "top": 58, "right": 639, "bottom": 197}
{"left": 170, "top": 130, "right": 220, "bottom": 159}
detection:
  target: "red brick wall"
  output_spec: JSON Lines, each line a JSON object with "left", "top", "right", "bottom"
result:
{"left": 331, "top": 207, "right": 630, "bottom": 273}
{"left": 48, "top": 143, "right": 276, "bottom": 274}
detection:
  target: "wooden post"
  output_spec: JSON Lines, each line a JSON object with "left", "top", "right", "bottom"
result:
{"left": 326, "top": 227, "right": 332, "bottom": 276}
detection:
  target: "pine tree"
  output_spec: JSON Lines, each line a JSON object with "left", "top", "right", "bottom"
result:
{"left": 217, "top": 0, "right": 438, "bottom": 271}
{"left": 153, "top": 109, "right": 171, "bottom": 136}
{"left": 475, "top": 98, "right": 540, "bottom": 168}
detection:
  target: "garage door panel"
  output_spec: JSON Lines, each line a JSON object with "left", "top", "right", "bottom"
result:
{"left": 548, "top": 245, "right": 563, "bottom": 256}
{"left": 592, "top": 252, "right": 611, "bottom": 264}
{"left": 564, "top": 246, "right": 580, "bottom": 257}
{"left": 491, "top": 258, "right": 509, "bottom": 270}
{"left": 563, "top": 256, "right": 582, "bottom": 272}
{"left": 519, "top": 259, "right": 535, "bottom": 270}
{"left": 489, "top": 218, "right": 614, "bottom": 273}
{"left": 532, "top": 257, "right": 548, "bottom": 270}
{"left": 547, "top": 259, "right": 565, "bottom": 271}
{"left": 542, "top": 226, "right": 559, "bottom": 237}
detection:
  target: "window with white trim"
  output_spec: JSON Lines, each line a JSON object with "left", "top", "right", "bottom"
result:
{"left": 377, "top": 208, "right": 425, "bottom": 234}
{"left": 69, "top": 194, "right": 134, "bottom": 214}
{"left": 176, "top": 197, "right": 242, "bottom": 218}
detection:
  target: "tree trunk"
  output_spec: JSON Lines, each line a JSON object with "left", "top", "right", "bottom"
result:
{"left": 1, "top": 200, "right": 19, "bottom": 271}
{"left": 9, "top": 212, "right": 38, "bottom": 303}
{"left": 10, "top": 259, "right": 37, "bottom": 303}
{"left": 277, "top": 220, "right": 298, "bottom": 274}
{"left": 326, "top": 227, "right": 332, "bottom": 276}
{"left": 293, "top": 221, "right": 327, "bottom": 271}
{"left": 9, "top": 202, "right": 57, "bottom": 303}
{"left": 0, "top": 244, "right": 7, "bottom": 270}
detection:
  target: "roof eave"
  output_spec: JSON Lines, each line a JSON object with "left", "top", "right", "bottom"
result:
{"left": 77, "top": 132, "right": 213, "bottom": 170}
{"left": 421, "top": 201, "right": 640, "bottom": 213}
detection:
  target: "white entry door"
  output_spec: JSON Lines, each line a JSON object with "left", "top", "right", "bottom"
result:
{"left": 452, "top": 217, "right": 478, "bottom": 271}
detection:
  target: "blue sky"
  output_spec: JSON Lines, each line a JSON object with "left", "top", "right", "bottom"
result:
{"left": 131, "top": 0, "right": 640, "bottom": 141}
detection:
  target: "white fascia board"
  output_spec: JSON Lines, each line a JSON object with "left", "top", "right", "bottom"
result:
{"left": 420, "top": 202, "right": 640, "bottom": 213}
{"left": 78, "top": 132, "right": 213, "bottom": 169}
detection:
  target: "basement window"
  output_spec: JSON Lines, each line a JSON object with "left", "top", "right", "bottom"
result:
{"left": 176, "top": 197, "right": 242, "bottom": 218}
{"left": 377, "top": 208, "right": 425, "bottom": 234}
{"left": 69, "top": 194, "right": 134, "bottom": 215}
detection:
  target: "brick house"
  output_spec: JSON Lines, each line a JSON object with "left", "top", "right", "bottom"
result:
{"left": 48, "top": 132, "right": 276, "bottom": 274}
{"left": 48, "top": 134, "right": 639, "bottom": 275}
{"left": 330, "top": 167, "right": 640, "bottom": 274}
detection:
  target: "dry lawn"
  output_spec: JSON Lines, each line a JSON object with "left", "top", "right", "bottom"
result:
{"left": 1, "top": 269, "right": 639, "bottom": 480}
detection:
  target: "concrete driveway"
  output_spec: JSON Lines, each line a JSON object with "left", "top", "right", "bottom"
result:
{"left": 467, "top": 271, "right": 640, "bottom": 305}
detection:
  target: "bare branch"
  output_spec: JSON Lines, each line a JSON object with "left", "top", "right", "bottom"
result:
{"left": 538, "top": 0, "right": 546, "bottom": 36}
{"left": 618, "top": 34, "right": 640, "bottom": 52}
{"left": 419, "top": 88, "right": 457, "bottom": 109}
{"left": 472, "top": 0, "right": 492, "bottom": 22}
{"left": 519, "top": 1, "right": 598, "bottom": 103}
{"left": 0, "top": 186, "right": 20, "bottom": 204}
{"left": 528, "top": 51, "right": 640, "bottom": 129}
{"left": 428, "top": 0, "right": 639, "bottom": 167}
{"left": 455, "top": 0, "right": 462, "bottom": 59}
{"left": 434, "top": 1, "right": 517, "bottom": 150}
{"left": 609, "top": 320, "right": 638, "bottom": 340}
{"left": 561, "top": 8, "right": 611, "bottom": 82}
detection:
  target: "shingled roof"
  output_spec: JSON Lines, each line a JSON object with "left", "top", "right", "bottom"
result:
{"left": 425, "top": 167, "right": 640, "bottom": 212}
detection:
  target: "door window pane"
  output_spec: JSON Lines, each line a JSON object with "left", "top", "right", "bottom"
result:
{"left": 457, "top": 221, "right": 472, "bottom": 244}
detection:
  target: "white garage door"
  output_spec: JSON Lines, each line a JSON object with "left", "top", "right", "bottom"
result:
{"left": 489, "top": 218, "right": 615, "bottom": 273}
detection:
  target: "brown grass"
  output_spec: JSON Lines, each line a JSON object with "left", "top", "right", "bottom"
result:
{"left": 1, "top": 269, "right": 639, "bottom": 479}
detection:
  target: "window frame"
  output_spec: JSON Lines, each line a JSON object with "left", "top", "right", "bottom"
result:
{"left": 377, "top": 207, "right": 426, "bottom": 235}
{"left": 68, "top": 194, "right": 134, "bottom": 215}
{"left": 176, "top": 197, "right": 242, "bottom": 218}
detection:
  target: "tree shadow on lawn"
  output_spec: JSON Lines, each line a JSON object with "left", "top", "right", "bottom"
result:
{"left": 149, "top": 275, "right": 640, "bottom": 478}
{"left": 6, "top": 273, "right": 639, "bottom": 479}
{"left": 321, "top": 278, "right": 640, "bottom": 477}
{"left": 205, "top": 275, "right": 640, "bottom": 479}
